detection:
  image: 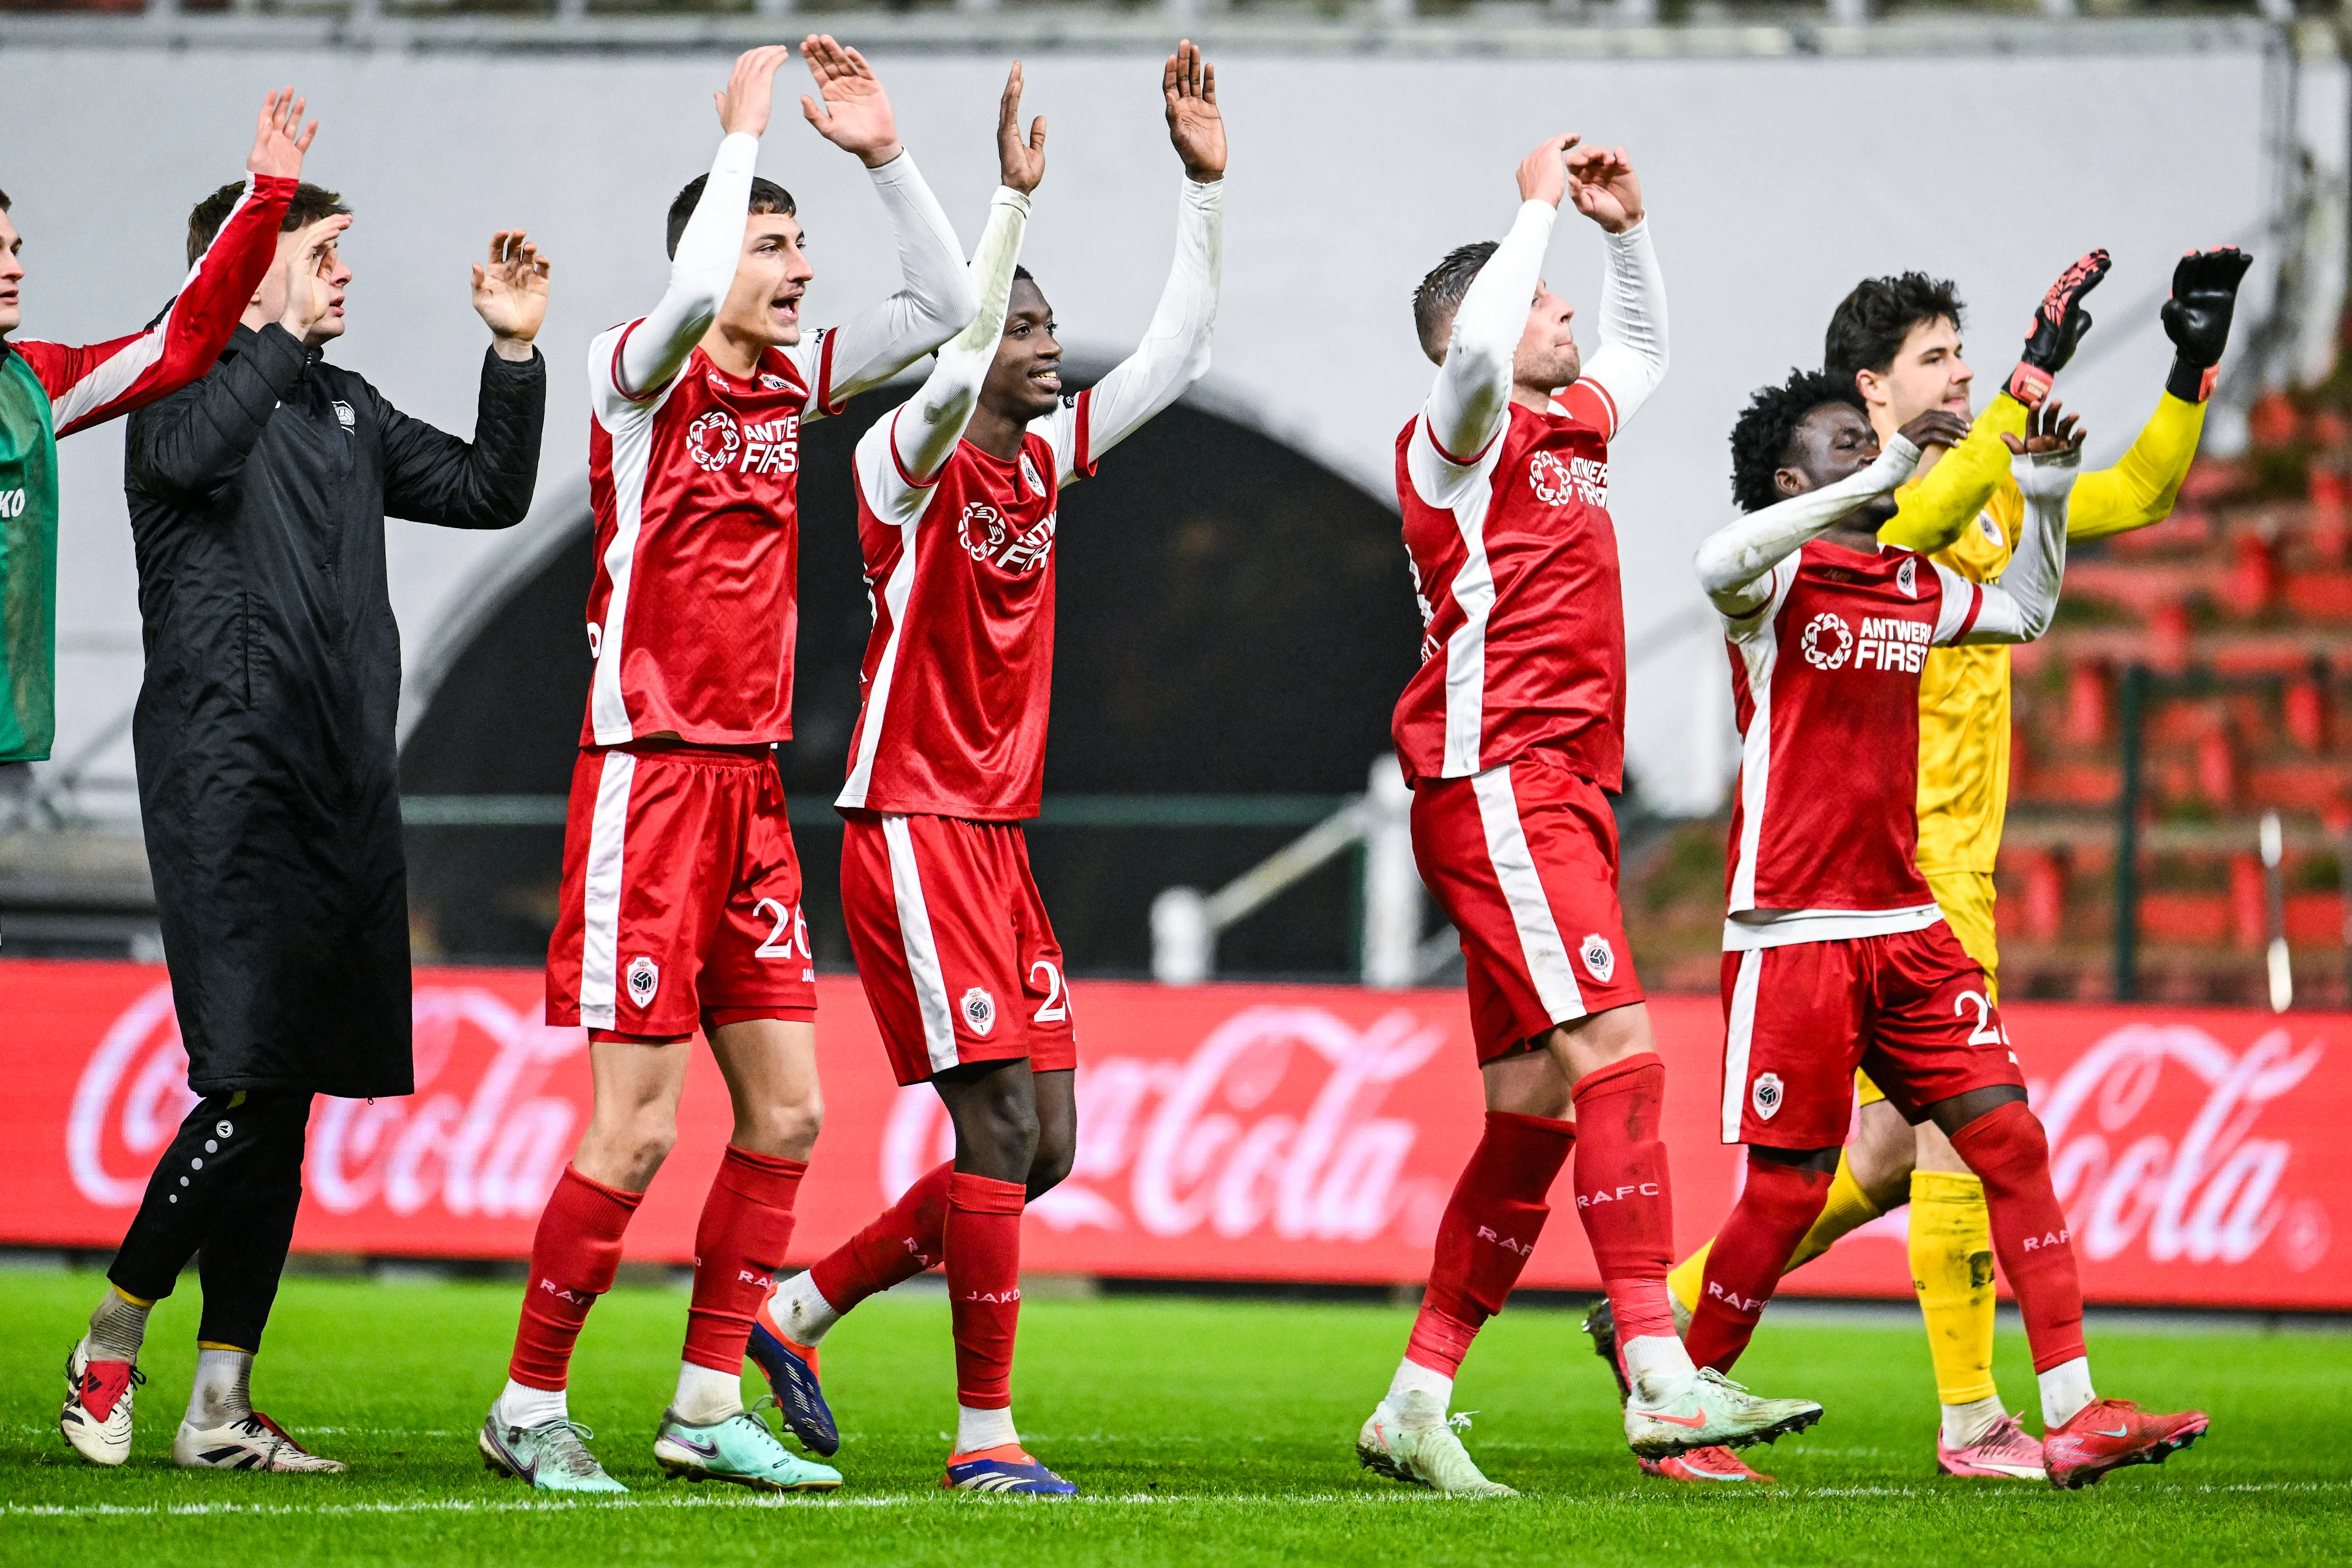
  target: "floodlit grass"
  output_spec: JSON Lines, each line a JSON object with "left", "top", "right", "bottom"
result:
{"left": 4, "top": 1265, "right": 2346, "bottom": 1566}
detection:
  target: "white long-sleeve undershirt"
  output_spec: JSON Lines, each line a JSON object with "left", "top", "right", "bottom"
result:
{"left": 613, "top": 137, "right": 976, "bottom": 407}
{"left": 1696, "top": 438, "right": 1923, "bottom": 618}
{"left": 1046, "top": 176, "right": 1223, "bottom": 484}
{"left": 1575, "top": 220, "right": 1668, "bottom": 432}
{"left": 1426, "top": 198, "right": 1555, "bottom": 465}
{"left": 889, "top": 186, "right": 1031, "bottom": 486}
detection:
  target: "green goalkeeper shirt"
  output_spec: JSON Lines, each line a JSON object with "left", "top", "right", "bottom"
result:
{"left": 0, "top": 348, "right": 58, "bottom": 764}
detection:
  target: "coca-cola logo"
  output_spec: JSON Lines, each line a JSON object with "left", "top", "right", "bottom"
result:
{"left": 882, "top": 1005, "right": 1450, "bottom": 1246}
{"left": 2035, "top": 1023, "right": 2327, "bottom": 1270}
{"left": 69, "top": 981, "right": 584, "bottom": 1221}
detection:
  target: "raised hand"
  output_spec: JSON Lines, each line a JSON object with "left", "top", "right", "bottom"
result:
{"left": 995, "top": 62, "right": 1047, "bottom": 195}
{"left": 472, "top": 230, "right": 551, "bottom": 359}
{"left": 2003, "top": 398, "right": 2086, "bottom": 457}
{"left": 2006, "top": 249, "right": 2109, "bottom": 409}
{"left": 1163, "top": 40, "right": 1224, "bottom": 183}
{"left": 2162, "top": 246, "right": 2253, "bottom": 402}
{"left": 715, "top": 45, "right": 793, "bottom": 139}
{"left": 801, "top": 35, "right": 903, "bottom": 169}
{"left": 1566, "top": 143, "right": 1643, "bottom": 234}
{"left": 1516, "top": 134, "right": 1579, "bottom": 210}
{"left": 246, "top": 86, "right": 318, "bottom": 181}
{"left": 265, "top": 213, "right": 350, "bottom": 340}
{"left": 1897, "top": 409, "right": 1974, "bottom": 452}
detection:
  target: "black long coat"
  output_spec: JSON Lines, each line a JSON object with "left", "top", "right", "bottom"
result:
{"left": 124, "top": 323, "right": 545, "bottom": 1098}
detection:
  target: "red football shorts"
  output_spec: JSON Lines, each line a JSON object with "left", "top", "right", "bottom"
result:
{"left": 1717, "top": 921, "right": 2024, "bottom": 1149}
{"left": 839, "top": 813, "right": 1076, "bottom": 1087}
{"left": 546, "top": 744, "right": 818, "bottom": 1039}
{"left": 1410, "top": 748, "right": 1644, "bottom": 1065}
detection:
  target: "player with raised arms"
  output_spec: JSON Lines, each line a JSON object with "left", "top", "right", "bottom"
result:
{"left": 744, "top": 45, "right": 1224, "bottom": 1497}
{"left": 1689, "top": 372, "right": 2211, "bottom": 1489}
{"left": 1590, "top": 247, "right": 2253, "bottom": 1483}
{"left": 481, "top": 39, "right": 979, "bottom": 1495}
{"left": 1353, "top": 133, "right": 1823, "bottom": 1499}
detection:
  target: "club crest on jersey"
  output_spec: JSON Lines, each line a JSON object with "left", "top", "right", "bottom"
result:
{"left": 687, "top": 410, "right": 742, "bottom": 473}
{"left": 1897, "top": 557, "right": 1918, "bottom": 598}
{"left": 1580, "top": 932, "right": 1615, "bottom": 983}
{"left": 760, "top": 373, "right": 788, "bottom": 391}
{"left": 1751, "top": 1071, "right": 1784, "bottom": 1121}
{"left": 960, "top": 987, "right": 997, "bottom": 1037}
{"left": 626, "top": 956, "right": 660, "bottom": 1006}
{"left": 1019, "top": 451, "right": 1044, "bottom": 496}
{"left": 331, "top": 400, "right": 356, "bottom": 431}
{"left": 1800, "top": 611, "right": 1854, "bottom": 670}
{"left": 1979, "top": 513, "right": 2002, "bottom": 545}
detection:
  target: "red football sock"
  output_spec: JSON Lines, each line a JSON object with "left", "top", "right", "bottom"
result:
{"left": 509, "top": 1166, "right": 643, "bottom": 1391}
{"left": 1684, "top": 1156, "right": 1832, "bottom": 1374}
{"left": 682, "top": 1145, "right": 807, "bottom": 1374}
{"left": 1405, "top": 1110, "right": 1575, "bottom": 1378}
{"left": 1570, "top": 1054, "right": 1678, "bottom": 1349}
{"left": 809, "top": 1159, "right": 952, "bottom": 1314}
{"left": 1950, "top": 1100, "right": 2087, "bottom": 1373}
{"left": 945, "top": 1172, "right": 1026, "bottom": 1411}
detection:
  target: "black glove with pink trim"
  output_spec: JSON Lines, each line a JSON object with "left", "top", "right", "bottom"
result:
{"left": 2005, "top": 248, "right": 2110, "bottom": 409}
{"left": 2162, "top": 247, "right": 2253, "bottom": 404}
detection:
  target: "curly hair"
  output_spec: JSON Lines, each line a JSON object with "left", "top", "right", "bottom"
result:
{"left": 1412, "top": 241, "right": 1499, "bottom": 365}
{"left": 1823, "top": 272, "right": 1965, "bottom": 392}
{"left": 1729, "top": 367, "right": 1861, "bottom": 514}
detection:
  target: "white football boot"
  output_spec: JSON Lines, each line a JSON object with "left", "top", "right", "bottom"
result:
{"left": 60, "top": 1336, "right": 142, "bottom": 1466}
{"left": 1624, "top": 1366, "right": 1822, "bottom": 1459}
{"left": 173, "top": 1411, "right": 349, "bottom": 1472}
{"left": 1355, "top": 1390, "right": 1517, "bottom": 1498}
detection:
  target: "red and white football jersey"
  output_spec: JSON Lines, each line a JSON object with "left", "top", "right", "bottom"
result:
{"left": 580, "top": 325, "right": 853, "bottom": 748}
{"left": 1723, "top": 537, "right": 1985, "bottom": 943}
{"left": 1392, "top": 387, "right": 1626, "bottom": 791}
{"left": 837, "top": 400, "right": 1096, "bottom": 820}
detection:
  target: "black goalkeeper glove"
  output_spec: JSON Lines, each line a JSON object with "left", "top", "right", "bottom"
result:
{"left": 2162, "top": 246, "right": 2253, "bottom": 403}
{"left": 2005, "top": 248, "right": 2110, "bottom": 409}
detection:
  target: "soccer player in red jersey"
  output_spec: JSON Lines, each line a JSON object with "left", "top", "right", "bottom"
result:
{"left": 1689, "top": 374, "right": 2210, "bottom": 1489}
{"left": 484, "top": 40, "right": 978, "bottom": 1495}
{"left": 745, "top": 46, "right": 1225, "bottom": 1496}
{"left": 1355, "top": 135, "right": 1820, "bottom": 1498}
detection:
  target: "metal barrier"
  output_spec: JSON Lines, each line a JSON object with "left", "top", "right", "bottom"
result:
{"left": 1149, "top": 755, "right": 1434, "bottom": 989}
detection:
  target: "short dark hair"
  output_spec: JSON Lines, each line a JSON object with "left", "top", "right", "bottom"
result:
{"left": 1729, "top": 367, "right": 1861, "bottom": 514}
{"left": 1413, "top": 241, "right": 1498, "bottom": 365}
{"left": 1823, "top": 272, "right": 1965, "bottom": 393}
{"left": 0, "top": 188, "right": 11, "bottom": 213}
{"left": 187, "top": 180, "right": 350, "bottom": 267}
{"left": 667, "top": 175, "right": 796, "bottom": 260}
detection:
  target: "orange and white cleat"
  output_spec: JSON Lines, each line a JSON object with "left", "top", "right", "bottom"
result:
{"left": 60, "top": 1337, "right": 143, "bottom": 1466}
{"left": 2042, "top": 1398, "right": 2209, "bottom": 1490}
{"left": 1937, "top": 1412, "right": 2046, "bottom": 1482}
{"left": 1639, "top": 1444, "right": 1773, "bottom": 1482}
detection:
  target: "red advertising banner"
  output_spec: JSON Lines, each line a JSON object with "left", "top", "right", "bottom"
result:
{"left": 4, "top": 959, "right": 2340, "bottom": 1308}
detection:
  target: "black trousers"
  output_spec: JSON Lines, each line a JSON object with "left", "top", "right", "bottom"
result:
{"left": 109, "top": 1089, "right": 312, "bottom": 1352}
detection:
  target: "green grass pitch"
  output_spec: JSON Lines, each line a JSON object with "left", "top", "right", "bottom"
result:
{"left": 4, "top": 1264, "right": 2347, "bottom": 1566}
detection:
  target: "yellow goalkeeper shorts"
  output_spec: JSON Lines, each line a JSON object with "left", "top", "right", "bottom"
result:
{"left": 1854, "top": 870, "right": 1999, "bottom": 1108}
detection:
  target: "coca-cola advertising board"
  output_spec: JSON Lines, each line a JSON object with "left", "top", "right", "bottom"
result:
{"left": 6, "top": 959, "right": 2340, "bottom": 1308}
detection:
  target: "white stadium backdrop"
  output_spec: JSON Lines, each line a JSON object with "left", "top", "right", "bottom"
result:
{"left": 2, "top": 37, "right": 2340, "bottom": 815}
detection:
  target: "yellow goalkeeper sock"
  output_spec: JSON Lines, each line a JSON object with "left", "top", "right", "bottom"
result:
{"left": 1785, "top": 1150, "right": 1882, "bottom": 1272}
{"left": 1665, "top": 1151, "right": 1882, "bottom": 1314}
{"left": 1910, "top": 1169, "right": 1999, "bottom": 1408}
{"left": 1667, "top": 1243, "right": 1710, "bottom": 1315}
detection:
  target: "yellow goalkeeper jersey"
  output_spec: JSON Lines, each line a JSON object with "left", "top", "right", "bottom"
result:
{"left": 1879, "top": 390, "right": 2207, "bottom": 873}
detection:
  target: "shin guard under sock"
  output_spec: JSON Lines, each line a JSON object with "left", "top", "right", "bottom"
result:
{"left": 809, "top": 1159, "right": 953, "bottom": 1316}
{"left": 1950, "top": 1101, "right": 2086, "bottom": 1374}
{"left": 1406, "top": 1110, "right": 1574, "bottom": 1377}
{"left": 944, "top": 1172, "right": 1027, "bottom": 1409}
{"left": 1910, "top": 1169, "right": 1999, "bottom": 1406}
{"left": 509, "top": 1166, "right": 643, "bottom": 1391}
{"left": 1786, "top": 1150, "right": 1883, "bottom": 1273}
{"left": 1684, "top": 1157, "right": 1833, "bottom": 1373}
{"left": 1569, "top": 1055, "right": 1679, "bottom": 1353}
{"left": 683, "top": 1145, "right": 807, "bottom": 1374}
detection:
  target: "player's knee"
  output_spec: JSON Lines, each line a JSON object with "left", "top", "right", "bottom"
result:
{"left": 1026, "top": 1128, "right": 1076, "bottom": 1199}
{"left": 750, "top": 1091, "right": 824, "bottom": 1159}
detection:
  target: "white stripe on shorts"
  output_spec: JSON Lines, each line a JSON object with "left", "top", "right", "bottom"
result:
{"left": 1721, "top": 948, "right": 1763, "bottom": 1143}
{"left": 881, "top": 815, "right": 960, "bottom": 1075}
{"left": 1469, "top": 763, "right": 1586, "bottom": 1025}
{"left": 578, "top": 750, "right": 638, "bottom": 1030}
